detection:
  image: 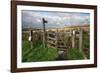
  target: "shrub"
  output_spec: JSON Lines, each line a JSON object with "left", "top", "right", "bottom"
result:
{"left": 83, "top": 31, "right": 90, "bottom": 59}
{"left": 22, "top": 32, "right": 29, "bottom": 41}
{"left": 83, "top": 31, "right": 90, "bottom": 48}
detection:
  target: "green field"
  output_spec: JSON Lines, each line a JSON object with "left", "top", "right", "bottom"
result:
{"left": 22, "top": 29, "right": 90, "bottom": 62}
{"left": 22, "top": 32, "right": 58, "bottom": 62}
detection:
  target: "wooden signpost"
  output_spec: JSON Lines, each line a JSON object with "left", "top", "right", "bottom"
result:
{"left": 42, "top": 18, "right": 48, "bottom": 48}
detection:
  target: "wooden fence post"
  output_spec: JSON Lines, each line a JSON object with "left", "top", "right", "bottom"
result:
{"left": 56, "top": 29, "right": 58, "bottom": 49}
{"left": 79, "top": 27, "right": 83, "bottom": 52}
{"left": 28, "top": 29, "right": 33, "bottom": 49}
{"left": 72, "top": 30, "right": 75, "bottom": 48}
{"left": 79, "top": 27, "right": 87, "bottom": 59}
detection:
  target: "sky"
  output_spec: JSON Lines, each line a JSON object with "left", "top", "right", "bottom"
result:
{"left": 22, "top": 10, "right": 90, "bottom": 29}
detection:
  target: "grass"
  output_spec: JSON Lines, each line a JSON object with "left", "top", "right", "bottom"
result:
{"left": 64, "top": 48, "right": 85, "bottom": 60}
{"left": 22, "top": 30, "right": 90, "bottom": 62}
{"left": 22, "top": 40, "right": 58, "bottom": 62}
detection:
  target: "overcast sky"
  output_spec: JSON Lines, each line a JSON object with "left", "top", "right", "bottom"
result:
{"left": 22, "top": 10, "right": 90, "bottom": 29}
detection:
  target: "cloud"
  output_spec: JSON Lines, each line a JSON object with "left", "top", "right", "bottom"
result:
{"left": 22, "top": 10, "right": 90, "bottom": 29}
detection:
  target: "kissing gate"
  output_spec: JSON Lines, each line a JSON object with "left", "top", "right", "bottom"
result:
{"left": 27, "top": 24, "right": 89, "bottom": 59}
{"left": 46, "top": 27, "right": 88, "bottom": 59}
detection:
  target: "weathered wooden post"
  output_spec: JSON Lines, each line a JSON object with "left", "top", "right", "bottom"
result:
{"left": 79, "top": 27, "right": 87, "bottom": 59}
{"left": 42, "top": 18, "right": 48, "bottom": 48}
{"left": 79, "top": 27, "right": 83, "bottom": 52}
{"left": 28, "top": 28, "right": 33, "bottom": 49}
{"left": 56, "top": 29, "right": 58, "bottom": 49}
{"left": 72, "top": 30, "right": 76, "bottom": 48}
